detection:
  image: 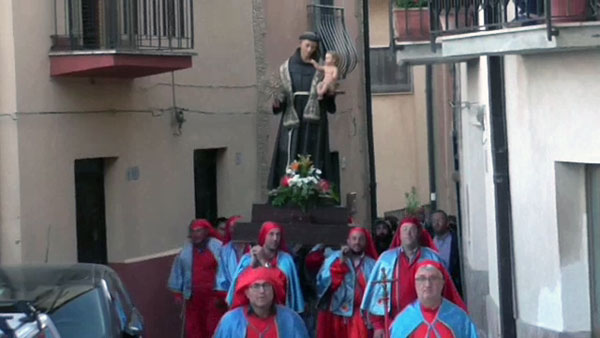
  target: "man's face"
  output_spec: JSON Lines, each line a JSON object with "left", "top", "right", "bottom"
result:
{"left": 431, "top": 212, "right": 449, "bottom": 235}
{"left": 415, "top": 266, "right": 445, "bottom": 305}
{"left": 300, "top": 40, "right": 318, "bottom": 60}
{"left": 190, "top": 228, "right": 208, "bottom": 245}
{"left": 245, "top": 280, "right": 274, "bottom": 309}
{"left": 374, "top": 223, "right": 390, "bottom": 238}
{"left": 216, "top": 221, "right": 227, "bottom": 237}
{"left": 400, "top": 222, "right": 419, "bottom": 248}
{"left": 347, "top": 231, "right": 366, "bottom": 254}
{"left": 264, "top": 229, "right": 281, "bottom": 251}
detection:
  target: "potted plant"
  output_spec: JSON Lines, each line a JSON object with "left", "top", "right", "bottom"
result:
{"left": 269, "top": 155, "right": 339, "bottom": 214}
{"left": 394, "top": 0, "right": 430, "bottom": 41}
{"left": 551, "top": 0, "right": 587, "bottom": 22}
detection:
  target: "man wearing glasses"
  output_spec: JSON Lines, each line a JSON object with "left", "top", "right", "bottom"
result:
{"left": 389, "top": 260, "right": 478, "bottom": 337}
{"left": 214, "top": 267, "right": 309, "bottom": 338}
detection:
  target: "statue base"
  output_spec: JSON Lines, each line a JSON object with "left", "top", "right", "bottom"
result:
{"left": 232, "top": 203, "right": 350, "bottom": 246}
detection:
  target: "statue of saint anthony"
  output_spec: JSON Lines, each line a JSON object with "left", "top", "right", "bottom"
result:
{"left": 268, "top": 32, "right": 337, "bottom": 190}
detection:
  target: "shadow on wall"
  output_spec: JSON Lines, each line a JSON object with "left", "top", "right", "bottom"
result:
{"left": 111, "top": 254, "right": 182, "bottom": 338}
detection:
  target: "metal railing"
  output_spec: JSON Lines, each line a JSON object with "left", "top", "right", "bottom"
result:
{"left": 308, "top": 4, "right": 359, "bottom": 78}
{"left": 389, "top": 0, "right": 598, "bottom": 45}
{"left": 52, "top": 0, "right": 194, "bottom": 52}
{"left": 429, "top": 0, "right": 598, "bottom": 41}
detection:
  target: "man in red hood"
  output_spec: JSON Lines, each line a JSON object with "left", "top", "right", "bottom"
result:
{"left": 168, "top": 219, "right": 226, "bottom": 338}
{"left": 225, "top": 222, "right": 305, "bottom": 313}
{"left": 214, "top": 267, "right": 309, "bottom": 338}
{"left": 316, "top": 226, "right": 378, "bottom": 338}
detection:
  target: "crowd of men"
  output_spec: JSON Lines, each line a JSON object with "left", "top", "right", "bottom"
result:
{"left": 167, "top": 211, "right": 479, "bottom": 338}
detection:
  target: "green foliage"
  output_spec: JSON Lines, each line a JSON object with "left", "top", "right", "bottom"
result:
{"left": 396, "top": 0, "right": 428, "bottom": 9}
{"left": 404, "top": 187, "right": 421, "bottom": 216}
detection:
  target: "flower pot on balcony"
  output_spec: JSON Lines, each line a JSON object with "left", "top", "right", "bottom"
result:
{"left": 551, "top": 0, "right": 587, "bottom": 22}
{"left": 394, "top": 8, "right": 431, "bottom": 42}
{"left": 437, "top": 8, "right": 475, "bottom": 32}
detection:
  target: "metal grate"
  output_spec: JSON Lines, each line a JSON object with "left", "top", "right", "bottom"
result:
{"left": 52, "top": 0, "right": 194, "bottom": 51}
{"left": 429, "top": 0, "right": 597, "bottom": 42}
{"left": 308, "top": 4, "right": 359, "bottom": 78}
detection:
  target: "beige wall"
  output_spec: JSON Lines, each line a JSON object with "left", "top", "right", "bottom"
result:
{"left": 372, "top": 66, "right": 429, "bottom": 216}
{"left": 369, "top": 0, "right": 431, "bottom": 217}
{"left": 432, "top": 64, "right": 458, "bottom": 216}
{"left": 370, "top": 0, "right": 390, "bottom": 47}
{"left": 1, "top": 0, "right": 370, "bottom": 263}
{"left": 3, "top": 0, "right": 261, "bottom": 263}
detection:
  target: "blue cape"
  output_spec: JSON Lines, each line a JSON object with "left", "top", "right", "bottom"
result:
{"left": 316, "top": 251, "right": 376, "bottom": 317}
{"left": 213, "top": 305, "right": 309, "bottom": 338}
{"left": 216, "top": 242, "right": 244, "bottom": 292}
{"left": 390, "top": 299, "right": 479, "bottom": 337}
{"left": 167, "top": 238, "right": 223, "bottom": 299}
{"left": 360, "top": 247, "right": 443, "bottom": 316}
{"left": 226, "top": 251, "right": 305, "bottom": 313}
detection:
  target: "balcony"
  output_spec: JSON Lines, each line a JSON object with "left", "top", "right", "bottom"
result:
{"left": 50, "top": 0, "right": 194, "bottom": 78}
{"left": 390, "top": 0, "right": 600, "bottom": 64}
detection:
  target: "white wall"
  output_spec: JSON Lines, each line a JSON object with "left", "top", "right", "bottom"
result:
{"left": 504, "top": 50, "right": 600, "bottom": 332}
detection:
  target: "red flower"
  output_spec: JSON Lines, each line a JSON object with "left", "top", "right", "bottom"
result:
{"left": 281, "top": 176, "right": 290, "bottom": 188}
{"left": 319, "top": 180, "right": 331, "bottom": 192}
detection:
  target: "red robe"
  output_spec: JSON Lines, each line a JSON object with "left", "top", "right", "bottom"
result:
{"left": 411, "top": 305, "right": 454, "bottom": 338}
{"left": 185, "top": 247, "right": 226, "bottom": 338}
{"left": 317, "top": 260, "right": 369, "bottom": 338}
{"left": 246, "top": 309, "right": 279, "bottom": 338}
{"left": 373, "top": 250, "right": 423, "bottom": 331}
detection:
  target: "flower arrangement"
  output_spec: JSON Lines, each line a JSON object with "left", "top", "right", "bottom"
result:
{"left": 269, "top": 155, "right": 339, "bottom": 211}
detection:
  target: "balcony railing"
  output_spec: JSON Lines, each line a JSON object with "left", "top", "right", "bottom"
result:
{"left": 390, "top": 0, "right": 599, "bottom": 45}
{"left": 52, "top": 0, "right": 194, "bottom": 52}
{"left": 308, "top": 4, "right": 359, "bottom": 78}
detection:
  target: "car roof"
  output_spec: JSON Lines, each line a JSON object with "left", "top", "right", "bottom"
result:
{"left": 0, "top": 263, "right": 115, "bottom": 313}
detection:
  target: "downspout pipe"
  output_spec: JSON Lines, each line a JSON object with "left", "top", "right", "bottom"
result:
{"left": 487, "top": 55, "right": 517, "bottom": 338}
{"left": 362, "top": 0, "right": 378, "bottom": 222}
{"left": 426, "top": 65, "right": 437, "bottom": 211}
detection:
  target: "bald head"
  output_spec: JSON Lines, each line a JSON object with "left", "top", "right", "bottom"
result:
{"left": 415, "top": 264, "right": 445, "bottom": 309}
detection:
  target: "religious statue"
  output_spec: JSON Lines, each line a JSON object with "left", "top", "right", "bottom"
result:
{"left": 268, "top": 32, "right": 338, "bottom": 190}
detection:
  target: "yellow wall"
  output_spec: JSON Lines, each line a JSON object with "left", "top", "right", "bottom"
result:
{"left": 372, "top": 67, "right": 429, "bottom": 216}
{"left": 369, "top": 0, "right": 430, "bottom": 217}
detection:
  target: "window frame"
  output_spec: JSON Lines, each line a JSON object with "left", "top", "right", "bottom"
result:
{"left": 369, "top": 46, "right": 413, "bottom": 94}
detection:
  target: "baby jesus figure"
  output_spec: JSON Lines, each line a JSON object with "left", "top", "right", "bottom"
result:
{"left": 311, "top": 51, "right": 340, "bottom": 100}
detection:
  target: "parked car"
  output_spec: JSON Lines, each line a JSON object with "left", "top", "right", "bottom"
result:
{"left": 0, "top": 264, "right": 144, "bottom": 338}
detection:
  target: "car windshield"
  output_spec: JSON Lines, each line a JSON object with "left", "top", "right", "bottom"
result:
{"left": 48, "top": 287, "right": 107, "bottom": 338}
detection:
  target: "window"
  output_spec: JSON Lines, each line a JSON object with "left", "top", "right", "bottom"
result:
{"left": 369, "top": 47, "right": 412, "bottom": 93}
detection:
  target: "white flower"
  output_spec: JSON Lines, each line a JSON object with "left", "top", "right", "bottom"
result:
{"left": 316, "top": 169, "right": 322, "bottom": 175}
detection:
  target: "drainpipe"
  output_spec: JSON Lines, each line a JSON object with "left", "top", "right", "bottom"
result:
{"left": 426, "top": 65, "right": 437, "bottom": 211}
{"left": 487, "top": 55, "right": 517, "bottom": 337}
{"left": 362, "top": 0, "right": 378, "bottom": 221}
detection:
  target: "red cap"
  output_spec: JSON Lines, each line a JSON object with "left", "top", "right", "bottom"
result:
{"left": 390, "top": 217, "right": 437, "bottom": 251}
{"left": 414, "top": 260, "right": 467, "bottom": 312}
{"left": 349, "top": 226, "right": 379, "bottom": 259}
{"left": 189, "top": 219, "right": 224, "bottom": 241}
{"left": 223, "top": 216, "right": 242, "bottom": 244}
{"left": 258, "top": 222, "right": 288, "bottom": 252}
{"left": 231, "top": 267, "right": 287, "bottom": 309}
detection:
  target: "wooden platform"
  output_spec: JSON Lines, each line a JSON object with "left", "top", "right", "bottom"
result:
{"left": 232, "top": 204, "right": 351, "bottom": 246}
